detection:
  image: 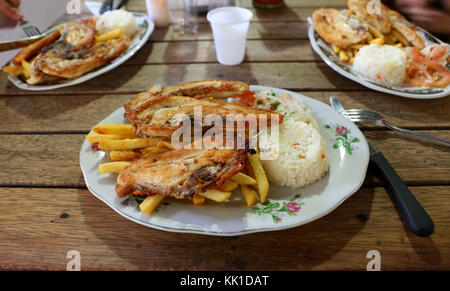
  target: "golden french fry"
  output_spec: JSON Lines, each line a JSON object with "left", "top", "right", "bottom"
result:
{"left": 192, "top": 193, "right": 206, "bottom": 205}
{"left": 369, "top": 37, "right": 384, "bottom": 46}
{"left": 240, "top": 184, "right": 257, "bottom": 207}
{"left": 199, "top": 189, "right": 232, "bottom": 203}
{"left": 349, "top": 44, "right": 366, "bottom": 49}
{"left": 349, "top": 57, "right": 355, "bottom": 65}
{"left": 332, "top": 45, "right": 341, "bottom": 54}
{"left": 21, "top": 60, "right": 30, "bottom": 79}
{"left": 366, "top": 33, "right": 373, "bottom": 41}
{"left": 98, "top": 161, "right": 130, "bottom": 174}
{"left": 139, "top": 194, "right": 163, "bottom": 214}
{"left": 217, "top": 180, "right": 239, "bottom": 192}
{"left": 162, "top": 141, "right": 175, "bottom": 150}
{"left": 346, "top": 49, "right": 353, "bottom": 58}
{"left": 391, "top": 29, "right": 409, "bottom": 46}
{"left": 2, "top": 64, "right": 23, "bottom": 77}
{"left": 395, "top": 43, "right": 402, "bottom": 48}
{"left": 110, "top": 150, "right": 140, "bottom": 161}
{"left": 92, "top": 123, "right": 138, "bottom": 137}
{"left": 85, "top": 132, "right": 125, "bottom": 144}
{"left": 246, "top": 152, "right": 269, "bottom": 203}
{"left": 98, "top": 138, "right": 163, "bottom": 151}
{"left": 346, "top": 9, "right": 353, "bottom": 15}
{"left": 339, "top": 50, "right": 349, "bottom": 62}
{"left": 95, "top": 28, "right": 123, "bottom": 43}
{"left": 231, "top": 172, "right": 257, "bottom": 185}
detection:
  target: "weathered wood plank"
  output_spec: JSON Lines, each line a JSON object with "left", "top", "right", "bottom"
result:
{"left": 127, "top": 40, "right": 321, "bottom": 64}
{"left": 0, "top": 62, "right": 368, "bottom": 95}
{"left": 0, "top": 186, "right": 447, "bottom": 270}
{"left": 0, "top": 91, "right": 449, "bottom": 133}
{"left": 123, "top": 0, "right": 346, "bottom": 11}
{"left": 0, "top": 132, "right": 448, "bottom": 188}
{"left": 149, "top": 22, "right": 309, "bottom": 41}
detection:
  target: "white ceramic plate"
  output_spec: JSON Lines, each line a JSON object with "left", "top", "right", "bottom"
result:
{"left": 308, "top": 18, "right": 450, "bottom": 99}
{"left": 79, "top": 86, "right": 370, "bottom": 236}
{"left": 7, "top": 12, "right": 154, "bottom": 91}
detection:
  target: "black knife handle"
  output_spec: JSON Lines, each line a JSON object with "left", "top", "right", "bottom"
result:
{"left": 370, "top": 151, "right": 434, "bottom": 237}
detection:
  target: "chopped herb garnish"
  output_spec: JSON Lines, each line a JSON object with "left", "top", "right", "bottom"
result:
{"left": 271, "top": 92, "right": 276, "bottom": 96}
{"left": 271, "top": 101, "right": 281, "bottom": 110}
{"left": 256, "top": 99, "right": 263, "bottom": 105}
{"left": 134, "top": 195, "right": 147, "bottom": 205}
{"left": 121, "top": 197, "right": 130, "bottom": 206}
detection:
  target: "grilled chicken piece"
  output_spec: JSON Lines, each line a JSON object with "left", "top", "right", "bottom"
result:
{"left": 126, "top": 95, "right": 283, "bottom": 138}
{"left": 115, "top": 147, "right": 246, "bottom": 198}
{"left": 38, "top": 35, "right": 129, "bottom": 79}
{"left": 12, "top": 29, "right": 61, "bottom": 65}
{"left": 347, "top": 0, "right": 391, "bottom": 34}
{"left": 312, "top": 8, "right": 370, "bottom": 48}
{"left": 389, "top": 10, "right": 425, "bottom": 50}
{"left": 125, "top": 79, "right": 250, "bottom": 114}
{"left": 64, "top": 19, "right": 96, "bottom": 49}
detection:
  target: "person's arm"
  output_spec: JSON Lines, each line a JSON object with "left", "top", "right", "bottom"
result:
{"left": 0, "top": 0, "right": 23, "bottom": 20}
{"left": 392, "top": 0, "right": 450, "bottom": 35}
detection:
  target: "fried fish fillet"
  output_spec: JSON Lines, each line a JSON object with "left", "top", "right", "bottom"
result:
{"left": 126, "top": 95, "right": 283, "bottom": 138}
{"left": 115, "top": 147, "right": 246, "bottom": 198}
{"left": 64, "top": 19, "right": 96, "bottom": 49}
{"left": 124, "top": 79, "right": 250, "bottom": 114}
{"left": 27, "top": 54, "right": 62, "bottom": 85}
{"left": 347, "top": 0, "right": 391, "bottom": 34}
{"left": 38, "top": 35, "right": 129, "bottom": 79}
{"left": 312, "top": 8, "right": 370, "bottom": 48}
{"left": 389, "top": 10, "right": 425, "bottom": 49}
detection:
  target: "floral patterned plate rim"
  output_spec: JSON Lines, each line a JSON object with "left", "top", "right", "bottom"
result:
{"left": 307, "top": 17, "right": 450, "bottom": 99}
{"left": 7, "top": 12, "right": 154, "bottom": 91}
{"left": 79, "top": 86, "right": 370, "bottom": 236}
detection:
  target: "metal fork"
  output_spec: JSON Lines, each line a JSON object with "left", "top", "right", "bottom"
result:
{"left": 343, "top": 109, "right": 450, "bottom": 147}
{"left": 20, "top": 20, "right": 41, "bottom": 37}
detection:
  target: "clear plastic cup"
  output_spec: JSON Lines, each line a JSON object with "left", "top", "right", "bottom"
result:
{"left": 207, "top": 7, "right": 253, "bottom": 66}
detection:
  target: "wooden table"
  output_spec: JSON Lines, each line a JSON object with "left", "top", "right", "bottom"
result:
{"left": 0, "top": 0, "right": 449, "bottom": 271}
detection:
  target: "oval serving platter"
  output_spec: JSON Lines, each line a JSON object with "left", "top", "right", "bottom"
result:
{"left": 7, "top": 12, "right": 154, "bottom": 91}
{"left": 308, "top": 17, "right": 450, "bottom": 99}
{"left": 80, "top": 86, "right": 370, "bottom": 236}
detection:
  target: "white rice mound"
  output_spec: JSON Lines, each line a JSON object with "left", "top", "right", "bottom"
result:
{"left": 96, "top": 10, "right": 138, "bottom": 38}
{"left": 353, "top": 44, "right": 407, "bottom": 87}
{"left": 260, "top": 118, "right": 329, "bottom": 188}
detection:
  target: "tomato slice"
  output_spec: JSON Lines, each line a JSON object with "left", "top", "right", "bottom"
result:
{"left": 406, "top": 47, "right": 450, "bottom": 88}
{"left": 234, "top": 91, "right": 257, "bottom": 106}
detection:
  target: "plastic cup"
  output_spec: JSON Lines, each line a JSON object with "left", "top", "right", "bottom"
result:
{"left": 207, "top": 7, "right": 253, "bottom": 66}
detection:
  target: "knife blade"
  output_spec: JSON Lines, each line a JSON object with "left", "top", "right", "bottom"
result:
{"left": 0, "top": 26, "right": 59, "bottom": 52}
{"left": 329, "top": 96, "right": 434, "bottom": 237}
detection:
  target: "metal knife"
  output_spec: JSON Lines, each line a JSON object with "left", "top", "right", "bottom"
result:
{"left": 330, "top": 96, "right": 434, "bottom": 237}
{"left": 0, "top": 26, "right": 59, "bottom": 52}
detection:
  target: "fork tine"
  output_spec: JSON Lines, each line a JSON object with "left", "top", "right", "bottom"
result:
{"left": 28, "top": 26, "right": 41, "bottom": 36}
{"left": 345, "top": 109, "right": 382, "bottom": 117}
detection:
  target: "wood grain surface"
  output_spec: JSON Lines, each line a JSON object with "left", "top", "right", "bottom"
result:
{"left": 0, "top": 186, "right": 448, "bottom": 270}
{"left": 0, "top": 0, "right": 448, "bottom": 271}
